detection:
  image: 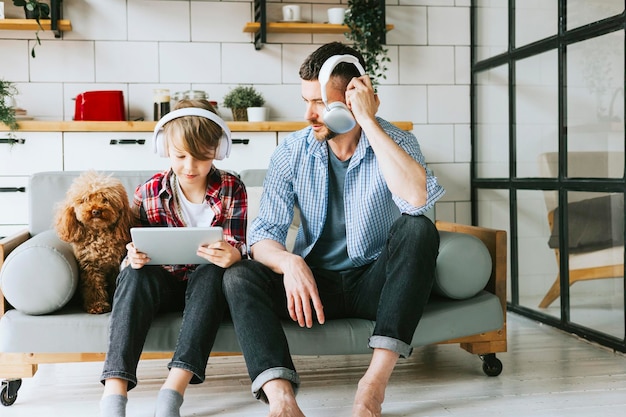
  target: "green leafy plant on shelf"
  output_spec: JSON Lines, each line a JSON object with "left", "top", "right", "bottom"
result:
{"left": 0, "top": 79, "right": 19, "bottom": 133}
{"left": 344, "top": 0, "right": 391, "bottom": 86}
{"left": 13, "top": 0, "right": 51, "bottom": 58}
{"left": 222, "top": 85, "right": 265, "bottom": 121}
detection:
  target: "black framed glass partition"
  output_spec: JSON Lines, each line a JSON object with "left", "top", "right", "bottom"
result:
{"left": 471, "top": 0, "right": 626, "bottom": 351}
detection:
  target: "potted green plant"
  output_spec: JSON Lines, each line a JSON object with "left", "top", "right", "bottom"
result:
{"left": 13, "top": 0, "right": 50, "bottom": 58}
{"left": 0, "top": 79, "right": 19, "bottom": 132}
{"left": 344, "top": 0, "right": 391, "bottom": 86}
{"left": 222, "top": 85, "right": 265, "bottom": 122}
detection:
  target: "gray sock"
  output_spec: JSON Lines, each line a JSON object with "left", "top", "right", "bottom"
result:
{"left": 100, "top": 394, "right": 127, "bottom": 417}
{"left": 154, "top": 389, "right": 184, "bottom": 417}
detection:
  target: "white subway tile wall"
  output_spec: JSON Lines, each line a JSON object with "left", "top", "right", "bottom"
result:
{"left": 0, "top": 0, "right": 472, "bottom": 224}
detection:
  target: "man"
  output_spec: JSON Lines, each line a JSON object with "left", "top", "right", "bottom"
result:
{"left": 224, "top": 42, "right": 445, "bottom": 417}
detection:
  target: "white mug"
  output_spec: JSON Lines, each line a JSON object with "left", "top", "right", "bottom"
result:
{"left": 0, "top": 3, "right": 5, "bottom": 19}
{"left": 3, "top": 95, "right": 16, "bottom": 109}
{"left": 282, "top": 5, "right": 301, "bottom": 22}
{"left": 327, "top": 7, "right": 346, "bottom": 24}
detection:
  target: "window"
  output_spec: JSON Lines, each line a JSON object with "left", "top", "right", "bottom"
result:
{"left": 472, "top": 0, "right": 626, "bottom": 351}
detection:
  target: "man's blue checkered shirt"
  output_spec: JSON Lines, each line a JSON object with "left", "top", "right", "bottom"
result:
{"left": 249, "top": 118, "right": 445, "bottom": 267}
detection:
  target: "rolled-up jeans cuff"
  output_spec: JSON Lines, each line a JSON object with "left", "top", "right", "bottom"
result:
{"left": 100, "top": 371, "right": 138, "bottom": 391}
{"left": 368, "top": 335, "right": 413, "bottom": 359}
{"left": 168, "top": 360, "right": 205, "bottom": 384}
{"left": 251, "top": 367, "right": 300, "bottom": 403}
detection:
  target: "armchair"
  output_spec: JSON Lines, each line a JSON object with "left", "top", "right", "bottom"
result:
{"left": 538, "top": 152, "right": 624, "bottom": 308}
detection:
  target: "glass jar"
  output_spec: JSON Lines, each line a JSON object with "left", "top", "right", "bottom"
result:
{"left": 171, "top": 90, "right": 218, "bottom": 113}
{"left": 172, "top": 90, "right": 208, "bottom": 105}
{"left": 153, "top": 88, "right": 171, "bottom": 121}
{"left": 185, "top": 90, "right": 208, "bottom": 100}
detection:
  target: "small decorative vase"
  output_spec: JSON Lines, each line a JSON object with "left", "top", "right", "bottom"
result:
{"left": 246, "top": 107, "right": 268, "bottom": 122}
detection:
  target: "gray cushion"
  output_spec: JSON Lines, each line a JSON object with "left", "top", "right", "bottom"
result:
{"left": 548, "top": 193, "right": 624, "bottom": 253}
{"left": 434, "top": 231, "right": 492, "bottom": 299}
{"left": 0, "top": 230, "right": 78, "bottom": 315}
{"left": 238, "top": 169, "right": 268, "bottom": 187}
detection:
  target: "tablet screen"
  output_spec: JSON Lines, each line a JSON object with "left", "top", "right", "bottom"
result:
{"left": 130, "top": 227, "right": 223, "bottom": 265}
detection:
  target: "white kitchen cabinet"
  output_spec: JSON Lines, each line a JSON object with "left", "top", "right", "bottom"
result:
{"left": 0, "top": 133, "right": 63, "bottom": 237}
{"left": 63, "top": 132, "right": 170, "bottom": 172}
{"left": 213, "top": 132, "right": 277, "bottom": 172}
{"left": 0, "top": 133, "right": 63, "bottom": 175}
{"left": 0, "top": 176, "right": 28, "bottom": 238}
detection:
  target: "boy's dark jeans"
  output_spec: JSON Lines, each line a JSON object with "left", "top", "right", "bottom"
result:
{"left": 100, "top": 263, "right": 227, "bottom": 390}
{"left": 223, "top": 214, "right": 439, "bottom": 400}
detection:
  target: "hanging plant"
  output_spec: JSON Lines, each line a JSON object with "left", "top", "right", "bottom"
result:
{"left": 344, "top": 0, "right": 391, "bottom": 86}
{"left": 0, "top": 79, "right": 19, "bottom": 132}
{"left": 12, "top": 0, "right": 51, "bottom": 58}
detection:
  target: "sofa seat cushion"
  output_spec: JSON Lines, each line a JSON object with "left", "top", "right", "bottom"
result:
{"left": 0, "top": 291, "right": 503, "bottom": 354}
{"left": 0, "top": 230, "right": 78, "bottom": 315}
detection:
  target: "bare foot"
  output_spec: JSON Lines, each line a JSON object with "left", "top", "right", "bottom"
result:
{"left": 267, "top": 397, "right": 306, "bottom": 417}
{"left": 265, "top": 379, "right": 306, "bottom": 417}
{"left": 351, "top": 378, "right": 385, "bottom": 417}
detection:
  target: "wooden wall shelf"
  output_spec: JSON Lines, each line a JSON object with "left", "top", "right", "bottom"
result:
{"left": 243, "top": 22, "right": 393, "bottom": 35}
{"left": 246, "top": 0, "right": 390, "bottom": 49}
{"left": 1, "top": 0, "right": 70, "bottom": 38}
{"left": 0, "top": 19, "right": 72, "bottom": 33}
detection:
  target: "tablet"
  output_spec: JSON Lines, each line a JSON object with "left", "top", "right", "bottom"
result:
{"left": 130, "top": 227, "right": 223, "bottom": 265}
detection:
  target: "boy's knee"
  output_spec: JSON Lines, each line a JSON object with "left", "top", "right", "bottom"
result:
{"left": 116, "top": 267, "right": 158, "bottom": 295}
{"left": 116, "top": 267, "right": 139, "bottom": 287}
{"left": 223, "top": 260, "right": 257, "bottom": 293}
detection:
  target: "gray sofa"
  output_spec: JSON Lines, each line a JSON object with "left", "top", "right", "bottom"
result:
{"left": 0, "top": 170, "right": 507, "bottom": 407}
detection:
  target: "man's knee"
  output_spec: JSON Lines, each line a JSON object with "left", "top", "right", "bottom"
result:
{"left": 390, "top": 215, "right": 438, "bottom": 245}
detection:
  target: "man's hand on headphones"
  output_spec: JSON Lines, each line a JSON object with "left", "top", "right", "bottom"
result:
{"left": 345, "top": 74, "right": 380, "bottom": 123}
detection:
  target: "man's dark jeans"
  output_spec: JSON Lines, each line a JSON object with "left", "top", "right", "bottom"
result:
{"left": 223, "top": 214, "right": 439, "bottom": 400}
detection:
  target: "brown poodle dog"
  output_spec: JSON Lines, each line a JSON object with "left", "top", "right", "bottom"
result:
{"left": 55, "top": 171, "right": 133, "bottom": 314}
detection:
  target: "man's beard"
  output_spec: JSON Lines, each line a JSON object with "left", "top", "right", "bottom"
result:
{"left": 312, "top": 122, "right": 337, "bottom": 142}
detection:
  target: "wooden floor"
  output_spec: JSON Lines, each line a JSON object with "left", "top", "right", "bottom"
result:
{"left": 2, "top": 313, "right": 626, "bottom": 416}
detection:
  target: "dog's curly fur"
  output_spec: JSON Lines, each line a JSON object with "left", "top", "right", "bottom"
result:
{"left": 54, "top": 171, "right": 133, "bottom": 314}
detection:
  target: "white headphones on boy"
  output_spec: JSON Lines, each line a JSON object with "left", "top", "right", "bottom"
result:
{"left": 318, "top": 54, "right": 366, "bottom": 134}
{"left": 152, "top": 108, "right": 232, "bottom": 160}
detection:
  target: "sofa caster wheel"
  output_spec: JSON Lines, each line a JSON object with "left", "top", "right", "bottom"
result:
{"left": 1, "top": 379, "right": 22, "bottom": 406}
{"left": 480, "top": 353, "right": 502, "bottom": 376}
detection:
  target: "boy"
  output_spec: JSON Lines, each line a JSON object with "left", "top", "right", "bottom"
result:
{"left": 100, "top": 100, "right": 247, "bottom": 417}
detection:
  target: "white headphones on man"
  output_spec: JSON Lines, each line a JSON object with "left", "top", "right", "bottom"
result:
{"left": 318, "top": 54, "right": 366, "bottom": 134}
{"left": 152, "top": 108, "right": 232, "bottom": 160}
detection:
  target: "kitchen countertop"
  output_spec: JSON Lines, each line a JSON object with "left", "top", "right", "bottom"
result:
{"left": 0, "top": 120, "right": 414, "bottom": 132}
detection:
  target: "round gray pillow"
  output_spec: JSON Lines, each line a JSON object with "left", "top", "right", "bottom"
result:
{"left": 434, "top": 231, "right": 492, "bottom": 300}
{"left": 0, "top": 230, "right": 78, "bottom": 315}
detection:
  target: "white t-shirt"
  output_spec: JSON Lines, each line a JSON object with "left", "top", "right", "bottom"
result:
{"left": 175, "top": 179, "right": 215, "bottom": 227}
